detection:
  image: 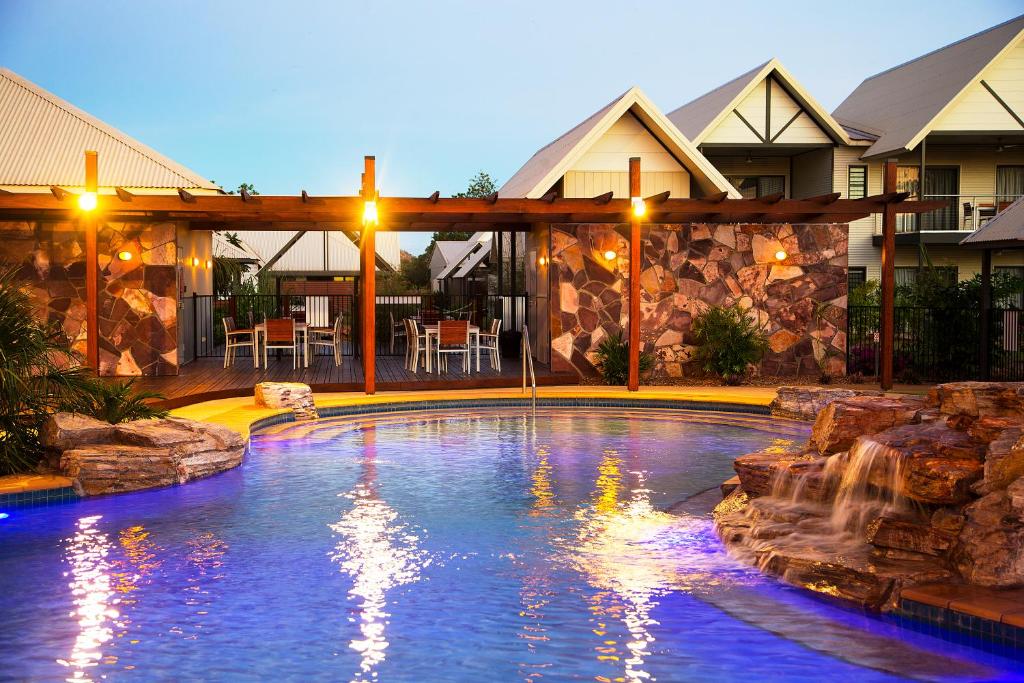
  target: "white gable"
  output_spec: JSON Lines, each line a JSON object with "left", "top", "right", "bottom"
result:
{"left": 568, "top": 113, "right": 687, "bottom": 172}
{"left": 703, "top": 77, "right": 831, "bottom": 145}
{"left": 932, "top": 40, "right": 1024, "bottom": 132}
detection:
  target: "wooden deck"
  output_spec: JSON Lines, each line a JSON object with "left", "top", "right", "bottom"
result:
{"left": 134, "top": 351, "right": 577, "bottom": 407}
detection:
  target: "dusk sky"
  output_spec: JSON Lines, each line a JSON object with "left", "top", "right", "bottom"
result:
{"left": 2, "top": 0, "right": 1021, "bottom": 254}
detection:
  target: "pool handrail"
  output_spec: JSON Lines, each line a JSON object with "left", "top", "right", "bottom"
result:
{"left": 522, "top": 324, "right": 536, "bottom": 412}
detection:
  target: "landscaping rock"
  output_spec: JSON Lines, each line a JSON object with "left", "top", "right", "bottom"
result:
{"left": 973, "top": 426, "right": 1024, "bottom": 495}
{"left": 810, "top": 395, "right": 923, "bottom": 455}
{"left": 928, "top": 382, "right": 1024, "bottom": 419}
{"left": 61, "top": 445, "right": 182, "bottom": 495}
{"left": 866, "top": 515, "right": 956, "bottom": 557}
{"left": 954, "top": 477, "right": 1024, "bottom": 588}
{"left": 39, "top": 412, "right": 114, "bottom": 451}
{"left": 732, "top": 448, "right": 820, "bottom": 497}
{"left": 254, "top": 381, "right": 319, "bottom": 420}
{"left": 770, "top": 386, "right": 883, "bottom": 421}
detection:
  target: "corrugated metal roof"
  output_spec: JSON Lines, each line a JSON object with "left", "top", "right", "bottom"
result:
{"left": 213, "top": 230, "right": 401, "bottom": 273}
{"left": 498, "top": 86, "right": 739, "bottom": 199}
{"left": 833, "top": 15, "right": 1024, "bottom": 158}
{"left": 0, "top": 67, "right": 219, "bottom": 189}
{"left": 666, "top": 59, "right": 851, "bottom": 146}
{"left": 961, "top": 197, "right": 1024, "bottom": 246}
{"left": 435, "top": 233, "right": 491, "bottom": 280}
{"left": 432, "top": 240, "right": 469, "bottom": 265}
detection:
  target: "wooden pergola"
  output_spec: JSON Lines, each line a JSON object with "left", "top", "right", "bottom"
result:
{"left": 0, "top": 154, "right": 943, "bottom": 393}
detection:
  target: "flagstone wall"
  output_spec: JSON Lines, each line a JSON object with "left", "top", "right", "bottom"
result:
{"left": 0, "top": 220, "right": 181, "bottom": 377}
{"left": 549, "top": 223, "right": 848, "bottom": 379}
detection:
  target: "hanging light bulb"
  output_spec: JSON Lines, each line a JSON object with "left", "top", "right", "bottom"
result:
{"left": 631, "top": 197, "right": 646, "bottom": 218}
{"left": 78, "top": 191, "right": 97, "bottom": 211}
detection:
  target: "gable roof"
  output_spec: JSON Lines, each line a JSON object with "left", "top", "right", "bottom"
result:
{"left": 0, "top": 67, "right": 219, "bottom": 190}
{"left": 435, "top": 232, "right": 492, "bottom": 281}
{"left": 212, "top": 230, "right": 401, "bottom": 273}
{"left": 499, "top": 86, "right": 739, "bottom": 199}
{"left": 833, "top": 15, "right": 1024, "bottom": 158}
{"left": 432, "top": 240, "right": 467, "bottom": 265}
{"left": 666, "top": 58, "right": 852, "bottom": 146}
{"left": 961, "top": 196, "right": 1024, "bottom": 247}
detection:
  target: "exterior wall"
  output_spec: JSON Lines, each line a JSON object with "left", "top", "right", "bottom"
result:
{"left": 704, "top": 155, "right": 791, "bottom": 196}
{"left": 932, "top": 41, "right": 1024, "bottom": 132}
{"left": 0, "top": 220, "right": 180, "bottom": 377}
{"left": 834, "top": 146, "right": 883, "bottom": 279}
{"left": 562, "top": 171, "right": 689, "bottom": 199}
{"left": 791, "top": 147, "right": 834, "bottom": 198}
{"left": 176, "top": 226, "right": 212, "bottom": 296}
{"left": 702, "top": 78, "right": 831, "bottom": 145}
{"left": 525, "top": 224, "right": 551, "bottom": 363}
{"left": 549, "top": 223, "right": 848, "bottom": 380}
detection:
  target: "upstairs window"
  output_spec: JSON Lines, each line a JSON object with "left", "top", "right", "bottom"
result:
{"left": 848, "top": 165, "right": 867, "bottom": 199}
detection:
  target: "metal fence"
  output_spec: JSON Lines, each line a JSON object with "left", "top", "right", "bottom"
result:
{"left": 188, "top": 292, "right": 528, "bottom": 359}
{"left": 847, "top": 305, "right": 1024, "bottom": 382}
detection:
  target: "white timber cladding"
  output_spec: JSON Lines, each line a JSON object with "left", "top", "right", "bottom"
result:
{"left": 562, "top": 113, "right": 691, "bottom": 197}
{"left": 933, "top": 41, "right": 1024, "bottom": 132}
{"left": 834, "top": 146, "right": 882, "bottom": 279}
{"left": 704, "top": 155, "right": 790, "bottom": 196}
{"left": 703, "top": 78, "right": 832, "bottom": 145}
{"left": 791, "top": 148, "right": 834, "bottom": 199}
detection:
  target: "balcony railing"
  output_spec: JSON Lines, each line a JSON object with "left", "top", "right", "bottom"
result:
{"left": 894, "top": 194, "right": 1023, "bottom": 233}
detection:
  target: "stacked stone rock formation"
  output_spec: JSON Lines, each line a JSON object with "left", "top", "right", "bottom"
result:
{"left": 41, "top": 412, "right": 245, "bottom": 495}
{"left": 770, "top": 386, "right": 884, "bottom": 421}
{"left": 716, "top": 382, "right": 1024, "bottom": 610}
{"left": 549, "top": 223, "right": 848, "bottom": 379}
{"left": 254, "top": 382, "right": 319, "bottom": 420}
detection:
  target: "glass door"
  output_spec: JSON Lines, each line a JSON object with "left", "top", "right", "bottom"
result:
{"left": 921, "top": 167, "right": 959, "bottom": 230}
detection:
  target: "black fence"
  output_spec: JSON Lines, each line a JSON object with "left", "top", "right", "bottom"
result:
{"left": 189, "top": 293, "right": 527, "bottom": 359}
{"left": 848, "top": 305, "right": 1024, "bottom": 382}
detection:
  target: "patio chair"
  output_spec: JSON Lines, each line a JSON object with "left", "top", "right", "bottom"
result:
{"left": 389, "top": 310, "right": 407, "bottom": 354}
{"left": 404, "top": 318, "right": 428, "bottom": 371}
{"left": 436, "top": 319, "right": 470, "bottom": 373}
{"left": 421, "top": 308, "right": 441, "bottom": 326}
{"left": 479, "top": 318, "right": 501, "bottom": 371}
{"left": 962, "top": 202, "right": 974, "bottom": 230}
{"left": 222, "top": 316, "right": 255, "bottom": 369}
{"left": 264, "top": 318, "right": 301, "bottom": 369}
{"left": 310, "top": 315, "right": 343, "bottom": 367}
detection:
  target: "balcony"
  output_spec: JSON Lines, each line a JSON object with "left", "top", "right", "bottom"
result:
{"left": 872, "top": 194, "right": 1024, "bottom": 246}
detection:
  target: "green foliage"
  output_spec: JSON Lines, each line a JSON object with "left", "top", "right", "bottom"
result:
{"left": 0, "top": 267, "right": 166, "bottom": 474}
{"left": 401, "top": 252, "right": 432, "bottom": 289}
{"left": 82, "top": 380, "right": 167, "bottom": 424}
{"left": 692, "top": 305, "right": 769, "bottom": 384}
{"left": 451, "top": 171, "right": 497, "bottom": 199}
{"left": 593, "top": 331, "right": 654, "bottom": 385}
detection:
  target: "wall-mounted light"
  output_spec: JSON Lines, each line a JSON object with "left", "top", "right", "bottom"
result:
{"left": 604, "top": 250, "right": 617, "bottom": 261}
{"left": 206, "top": 259, "right": 213, "bottom": 269}
{"left": 775, "top": 249, "right": 788, "bottom": 261}
{"left": 631, "top": 197, "right": 646, "bottom": 218}
{"left": 191, "top": 257, "right": 200, "bottom": 267}
{"left": 77, "top": 191, "right": 97, "bottom": 212}
{"left": 538, "top": 256, "right": 547, "bottom": 266}
{"left": 116, "top": 250, "right": 133, "bottom": 262}
{"left": 363, "top": 200, "right": 378, "bottom": 226}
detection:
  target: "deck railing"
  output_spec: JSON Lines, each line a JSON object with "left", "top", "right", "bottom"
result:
{"left": 881, "top": 193, "right": 1024, "bottom": 233}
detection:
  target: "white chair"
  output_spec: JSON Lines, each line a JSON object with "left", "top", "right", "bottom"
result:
{"left": 389, "top": 310, "right": 406, "bottom": 354}
{"left": 222, "top": 316, "right": 255, "bottom": 368}
{"left": 310, "top": 315, "right": 343, "bottom": 367}
{"left": 436, "top": 319, "right": 471, "bottom": 374}
{"left": 479, "top": 318, "right": 501, "bottom": 371}
{"left": 404, "top": 318, "right": 428, "bottom": 371}
{"left": 264, "top": 318, "right": 301, "bottom": 369}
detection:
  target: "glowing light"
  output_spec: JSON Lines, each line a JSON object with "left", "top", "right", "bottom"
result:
{"left": 206, "top": 259, "right": 213, "bottom": 269}
{"left": 538, "top": 256, "right": 547, "bottom": 266}
{"left": 775, "top": 249, "right": 788, "bottom": 261}
{"left": 191, "top": 257, "right": 200, "bottom": 267}
{"left": 631, "top": 197, "right": 646, "bottom": 218}
{"left": 604, "top": 250, "right": 617, "bottom": 261}
{"left": 116, "top": 251, "right": 132, "bottom": 262}
{"left": 78, "top": 191, "right": 98, "bottom": 212}
{"left": 363, "top": 200, "right": 379, "bottom": 226}
{"left": 0, "top": 512, "right": 8, "bottom": 519}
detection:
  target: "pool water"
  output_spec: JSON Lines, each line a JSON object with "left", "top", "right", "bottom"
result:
{"left": 1, "top": 408, "right": 1022, "bottom": 682}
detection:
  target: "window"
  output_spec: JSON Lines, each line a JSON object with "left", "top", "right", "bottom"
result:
{"left": 848, "top": 166, "right": 867, "bottom": 199}
{"left": 848, "top": 267, "right": 867, "bottom": 293}
{"left": 996, "top": 166, "right": 1024, "bottom": 205}
{"left": 896, "top": 266, "right": 958, "bottom": 288}
{"left": 727, "top": 176, "right": 786, "bottom": 199}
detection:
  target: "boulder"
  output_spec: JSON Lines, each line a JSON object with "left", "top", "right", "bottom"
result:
{"left": 954, "top": 477, "right": 1024, "bottom": 588}
{"left": 40, "top": 412, "right": 114, "bottom": 451}
{"left": 732, "top": 448, "right": 821, "bottom": 497}
{"left": 254, "top": 382, "right": 319, "bottom": 420}
{"left": 928, "top": 382, "right": 1024, "bottom": 420}
{"left": 810, "top": 395, "right": 924, "bottom": 455}
{"left": 61, "top": 445, "right": 183, "bottom": 495}
{"left": 770, "top": 386, "right": 883, "bottom": 422}
{"left": 973, "top": 426, "right": 1024, "bottom": 495}
{"left": 866, "top": 515, "right": 956, "bottom": 557}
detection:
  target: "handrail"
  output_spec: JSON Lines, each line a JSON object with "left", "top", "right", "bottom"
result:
{"left": 521, "top": 324, "right": 536, "bottom": 412}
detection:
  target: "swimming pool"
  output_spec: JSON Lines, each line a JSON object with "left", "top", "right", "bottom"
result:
{"left": 1, "top": 408, "right": 1021, "bottom": 681}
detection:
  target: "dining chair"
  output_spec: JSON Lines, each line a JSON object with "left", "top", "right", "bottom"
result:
{"left": 421, "top": 308, "right": 441, "bottom": 326}
{"left": 264, "top": 318, "right": 300, "bottom": 369}
{"left": 222, "top": 316, "right": 255, "bottom": 369}
{"left": 389, "top": 310, "right": 407, "bottom": 354}
{"left": 436, "top": 319, "right": 470, "bottom": 373}
{"left": 310, "top": 315, "right": 343, "bottom": 366}
{"left": 404, "top": 318, "right": 428, "bottom": 371}
{"left": 479, "top": 318, "right": 501, "bottom": 371}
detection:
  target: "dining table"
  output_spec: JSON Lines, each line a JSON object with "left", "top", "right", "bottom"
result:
{"left": 422, "top": 323, "right": 480, "bottom": 373}
{"left": 253, "top": 320, "right": 309, "bottom": 368}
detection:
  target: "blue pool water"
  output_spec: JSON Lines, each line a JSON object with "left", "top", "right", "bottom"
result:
{"left": 1, "top": 408, "right": 1022, "bottom": 682}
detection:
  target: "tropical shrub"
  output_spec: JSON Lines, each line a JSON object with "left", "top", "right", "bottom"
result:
{"left": 0, "top": 267, "right": 166, "bottom": 474}
{"left": 593, "top": 331, "right": 654, "bottom": 385}
{"left": 691, "top": 305, "right": 768, "bottom": 384}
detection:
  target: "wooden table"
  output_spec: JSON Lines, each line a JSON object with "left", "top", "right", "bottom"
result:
{"left": 423, "top": 324, "right": 480, "bottom": 373}
{"left": 253, "top": 321, "right": 309, "bottom": 368}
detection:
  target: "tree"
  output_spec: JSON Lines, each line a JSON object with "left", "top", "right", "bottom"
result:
{"left": 424, "top": 172, "right": 499, "bottom": 255}
{"left": 401, "top": 252, "right": 432, "bottom": 289}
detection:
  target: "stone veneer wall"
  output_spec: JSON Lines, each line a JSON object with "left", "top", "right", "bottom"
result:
{"left": 549, "top": 223, "right": 848, "bottom": 379}
{"left": 0, "top": 220, "right": 179, "bottom": 376}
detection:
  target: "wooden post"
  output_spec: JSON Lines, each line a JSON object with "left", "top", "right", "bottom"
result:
{"left": 880, "top": 158, "right": 897, "bottom": 391}
{"left": 628, "top": 156, "right": 642, "bottom": 392}
{"left": 360, "top": 156, "right": 376, "bottom": 395}
{"left": 980, "top": 248, "right": 992, "bottom": 380}
{"left": 84, "top": 150, "right": 99, "bottom": 370}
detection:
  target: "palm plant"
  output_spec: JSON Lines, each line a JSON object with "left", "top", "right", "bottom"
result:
{"left": 692, "top": 305, "right": 769, "bottom": 385}
{"left": 593, "top": 331, "right": 654, "bottom": 385}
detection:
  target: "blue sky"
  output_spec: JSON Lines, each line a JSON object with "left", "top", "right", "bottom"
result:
{"left": 1, "top": 0, "right": 1021, "bottom": 254}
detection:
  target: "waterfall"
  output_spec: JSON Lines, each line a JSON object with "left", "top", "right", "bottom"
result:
{"left": 826, "top": 437, "right": 909, "bottom": 538}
